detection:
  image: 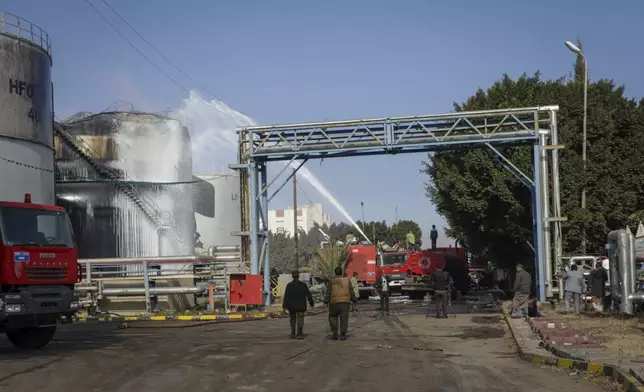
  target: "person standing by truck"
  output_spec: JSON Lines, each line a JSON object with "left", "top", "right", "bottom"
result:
{"left": 283, "top": 270, "right": 314, "bottom": 339}
{"left": 376, "top": 274, "right": 390, "bottom": 316}
{"left": 430, "top": 264, "right": 452, "bottom": 318}
{"left": 350, "top": 272, "right": 360, "bottom": 313}
{"left": 325, "top": 267, "right": 357, "bottom": 340}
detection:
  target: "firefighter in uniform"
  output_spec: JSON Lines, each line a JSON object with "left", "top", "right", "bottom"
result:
{"left": 325, "top": 267, "right": 357, "bottom": 340}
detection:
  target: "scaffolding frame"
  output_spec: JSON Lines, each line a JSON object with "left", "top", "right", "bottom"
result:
{"left": 233, "top": 106, "right": 564, "bottom": 305}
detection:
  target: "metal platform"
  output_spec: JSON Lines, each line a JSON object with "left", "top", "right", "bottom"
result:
{"left": 234, "top": 106, "right": 564, "bottom": 305}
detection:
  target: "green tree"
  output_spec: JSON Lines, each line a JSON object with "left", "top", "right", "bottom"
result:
{"left": 268, "top": 230, "right": 296, "bottom": 273}
{"left": 311, "top": 242, "right": 350, "bottom": 280}
{"left": 422, "top": 71, "right": 644, "bottom": 269}
{"left": 387, "top": 220, "right": 423, "bottom": 248}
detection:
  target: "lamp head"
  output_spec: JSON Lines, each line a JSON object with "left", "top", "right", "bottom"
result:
{"left": 565, "top": 41, "right": 582, "bottom": 54}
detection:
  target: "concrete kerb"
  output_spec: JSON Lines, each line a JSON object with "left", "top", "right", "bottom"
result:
{"left": 504, "top": 314, "right": 644, "bottom": 392}
{"left": 72, "top": 308, "right": 327, "bottom": 324}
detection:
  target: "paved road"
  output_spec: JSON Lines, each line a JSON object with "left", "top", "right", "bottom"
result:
{"left": 0, "top": 305, "right": 610, "bottom": 392}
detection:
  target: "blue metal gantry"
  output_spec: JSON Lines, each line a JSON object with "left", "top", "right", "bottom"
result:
{"left": 232, "top": 106, "right": 564, "bottom": 305}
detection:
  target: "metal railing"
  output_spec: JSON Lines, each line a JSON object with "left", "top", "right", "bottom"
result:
{"left": 76, "top": 248, "right": 241, "bottom": 316}
{"left": 0, "top": 12, "right": 52, "bottom": 57}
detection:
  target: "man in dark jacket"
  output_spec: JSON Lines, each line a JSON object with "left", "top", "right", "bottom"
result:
{"left": 511, "top": 263, "right": 532, "bottom": 318}
{"left": 282, "top": 270, "right": 314, "bottom": 339}
{"left": 430, "top": 225, "right": 439, "bottom": 251}
{"left": 589, "top": 262, "right": 608, "bottom": 312}
{"left": 430, "top": 264, "right": 453, "bottom": 318}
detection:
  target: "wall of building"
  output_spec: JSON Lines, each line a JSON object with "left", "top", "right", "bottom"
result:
{"left": 267, "top": 203, "right": 331, "bottom": 236}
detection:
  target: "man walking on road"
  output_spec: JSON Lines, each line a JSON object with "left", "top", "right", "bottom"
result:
{"left": 283, "top": 270, "right": 314, "bottom": 339}
{"left": 431, "top": 264, "right": 452, "bottom": 318}
{"left": 589, "top": 262, "right": 608, "bottom": 312}
{"left": 564, "top": 264, "right": 586, "bottom": 315}
{"left": 325, "top": 267, "right": 357, "bottom": 341}
{"left": 511, "top": 263, "right": 532, "bottom": 318}
{"left": 376, "top": 274, "right": 390, "bottom": 316}
{"left": 430, "top": 225, "right": 438, "bottom": 251}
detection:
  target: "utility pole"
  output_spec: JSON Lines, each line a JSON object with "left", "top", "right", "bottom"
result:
{"left": 292, "top": 169, "right": 299, "bottom": 269}
{"left": 565, "top": 40, "right": 588, "bottom": 254}
{"left": 361, "top": 201, "right": 365, "bottom": 233}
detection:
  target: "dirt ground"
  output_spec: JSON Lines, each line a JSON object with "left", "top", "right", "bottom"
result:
{"left": 545, "top": 311, "right": 644, "bottom": 358}
{"left": 0, "top": 304, "right": 618, "bottom": 392}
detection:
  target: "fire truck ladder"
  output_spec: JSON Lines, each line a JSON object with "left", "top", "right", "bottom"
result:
{"left": 53, "top": 125, "right": 185, "bottom": 251}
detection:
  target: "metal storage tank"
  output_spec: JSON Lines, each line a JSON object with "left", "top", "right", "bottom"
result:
{"left": 55, "top": 112, "right": 196, "bottom": 267}
{"left": 193, "top": 172, "right": 242, "bottom": 271}
{"left": 193, "top": 173, "right": 241, "bottom": 248}
{"left": 0, "top": 13, "right": 54, "bottom": 204}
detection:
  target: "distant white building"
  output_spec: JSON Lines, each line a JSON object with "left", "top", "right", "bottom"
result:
{"left": 268, "top": 203, "right": 332, "bottom": 236}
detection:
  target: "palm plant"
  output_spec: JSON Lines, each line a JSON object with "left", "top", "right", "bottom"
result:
{"left": 312, "top": 242, "right": 350, "bottom": 280}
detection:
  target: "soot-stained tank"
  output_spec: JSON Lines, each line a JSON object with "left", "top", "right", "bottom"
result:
{"left": 0, "top": 13, "right": 54, "bottom": 204}
{"left": 55, "top": 112, "right": 196, "bottom": 265}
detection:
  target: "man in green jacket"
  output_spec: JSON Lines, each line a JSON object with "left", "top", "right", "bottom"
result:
{"left": 325, "top": 267, "right": 357, "bottom": 341}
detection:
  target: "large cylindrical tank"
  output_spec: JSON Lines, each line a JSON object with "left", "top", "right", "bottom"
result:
{"left": 193, "top": 172, "right": 241, "bottom": 249}
{"left": 55, "top": 112, "right": 196, "bottom": 264}
{"left": 0, "top": 13, "right": 54, "bottom": 204}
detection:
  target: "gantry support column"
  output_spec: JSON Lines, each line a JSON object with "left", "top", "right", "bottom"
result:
{"left": 538, "top": 117, "right": 553, "bottom": 299}
{"left": 532, "top": 141, "right": 547, "bottom": 302}
{"left": 248, "top": 160, "right": 260, "bottom": 275}
{"left": 260, "top": 164, "right": 271, "bottom": 306}
{"left": 549, "top": 109, "right": 564, "bottom": 301}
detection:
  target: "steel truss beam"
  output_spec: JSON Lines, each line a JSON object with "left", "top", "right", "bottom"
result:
{"left": 235, "top": 106, "right": 563, "bottom": 305}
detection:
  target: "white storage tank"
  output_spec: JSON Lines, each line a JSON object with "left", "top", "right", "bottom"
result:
{"left": 0, "top": 13, "right": 54, "bottom": 204}
{"left": 56, "top": 112, "right": 196, "bottom": 261}
{"left": 193, "top": 172, "right": 241, "bottom": 250}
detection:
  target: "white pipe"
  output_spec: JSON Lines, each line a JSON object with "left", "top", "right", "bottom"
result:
{"left": 101, "top": 287, "right": 206, "bottom": 296}
{"left": 78, "top": 255, "right": 238, "bottom": 266}
{"left": 209, "top": 245, "right": 241, "bottom": 254}
{"left": 607, "top": 230, "right": 634, "bottom": 313}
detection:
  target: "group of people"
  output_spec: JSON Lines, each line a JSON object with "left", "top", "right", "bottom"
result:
{"left": 282, "top": 267, "right": 357, "bottom": 340}
{"left": 282, "top": 263, "right": 456, "bottom": 340}
{"left": 510, "top": 261, "right": 610, "bottom": 317}
{"left": 560, "top": 262, "right": 609, "bottom": 314}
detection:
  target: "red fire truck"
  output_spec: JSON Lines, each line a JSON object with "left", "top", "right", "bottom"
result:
{"left": 344, "top": 244, "right": 377, "bottom": 299}
{"left": 0, "top": 194, "right": 80, "bottom": 349}
{"left": 377, "top": 248, "right": 469, "bottom": 299}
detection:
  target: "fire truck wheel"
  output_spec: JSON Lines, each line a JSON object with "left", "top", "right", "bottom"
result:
{"left": 7, "top": 326, "right": 56, "bottom": 349}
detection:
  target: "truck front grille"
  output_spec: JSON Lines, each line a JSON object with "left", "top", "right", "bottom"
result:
{"left": 25, "top": 268, "right": 68, "bottom": 281}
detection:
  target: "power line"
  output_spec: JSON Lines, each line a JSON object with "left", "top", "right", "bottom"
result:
{"left": 81, "top": 0, "right": 245, "bottom": 119}
{"left": 99, "top": 0, "right": 224, "bottom": 105}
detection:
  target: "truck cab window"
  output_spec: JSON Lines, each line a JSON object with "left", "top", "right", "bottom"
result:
{"left": 0, "top": 207, "right": 75, "bottom": 247}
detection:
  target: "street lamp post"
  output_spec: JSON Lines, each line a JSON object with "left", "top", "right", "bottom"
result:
{"left": 360, "top": 201, "right": 365, "bottom": 232}
{"left": 395, "top": 205, "right": 398, "bottom": 223}
{"left": 565, "top": 40, "right": 588, "bottom": 253}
